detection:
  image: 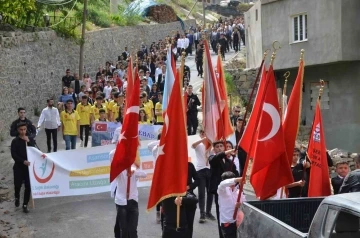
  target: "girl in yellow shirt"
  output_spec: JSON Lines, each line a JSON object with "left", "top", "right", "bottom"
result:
{"left": 139, "top": 109, "right": 149, "bottom": 125}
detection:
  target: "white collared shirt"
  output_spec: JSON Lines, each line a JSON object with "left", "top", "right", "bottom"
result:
{"left": 114, "top": 168, "right": 146, "bottom": 205}
{"left": 37, "top": 106, "right": 61, "bottom": 129}
{"left": 217, "top": 178, "right": 246, "bottom": 224}
{"left": 194, "top": 143, "right": 210, "bottom": 171}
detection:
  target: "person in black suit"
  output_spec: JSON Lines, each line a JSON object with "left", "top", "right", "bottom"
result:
{"left": 121, "top": 46, "right": 129, "bottom": 61}
{"left": 339, "top": 155, "right": 360, "bottom": 193}
{"left": 157, "top": 65, "right": 166, "bottom": 92}
{"left": 209, "top": 141, "right": 239, "bottom": 238}
{"left": 331, "top": 161, "right": 350, "bottom": 194}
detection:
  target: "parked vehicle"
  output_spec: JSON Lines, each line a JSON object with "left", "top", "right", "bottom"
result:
{"left": 238, "top": 192, "right": 360, "bottom": 238}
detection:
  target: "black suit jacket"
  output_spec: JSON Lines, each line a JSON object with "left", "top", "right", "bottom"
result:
{"left": 331, "top": 176, "right": 344, "bottom": 195}
{"left": 157, "top": 74, "right": 165, "bottom": 92}
{"left": 209, "top": 152, "right": 239, "bottom": 194}
{"left": 339, "top": 169, "right": 360, "bottom": 193}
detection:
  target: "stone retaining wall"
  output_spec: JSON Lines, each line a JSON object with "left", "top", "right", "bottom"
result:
{"left": 0, "top": 20, "right": 196, "bottom": 140}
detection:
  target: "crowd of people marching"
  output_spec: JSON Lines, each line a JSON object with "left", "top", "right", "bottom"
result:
{"left": 7, "top": 14, "right": 360, "bottom": 238}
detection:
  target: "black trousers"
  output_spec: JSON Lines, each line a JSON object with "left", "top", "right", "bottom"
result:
{"left": 187, "top": 113, "right": 198, "bottom": 135}
{"left": 45, "top": 128, "right": 58, "bottom": 152}
{"left": 114, "top": 204, "right": 121, "bottom": 238}
{"left": 215, "top": 194, "right": 224, "bottom": 238}
{"left": 221, "top": 222, "right": 237, "bottom": 238}
{"left": 115, "top": 200, "right": 139, "bottom": 238}
{"left": 196, "top": 61, "right": 203, "bottom": 76}
{"left": 187, "top": 43, "right": 193, "bottom": 55}
{"left": 194, "top": 40, "right": 199, "bottom": 52}
{"left": 233, "top": 40, "right": 239, "bottom": 52}
{"left": 13, "top": 165, "right": 31, "bottom": 206}
{"left": 211, "top": 40, "right": 217, "bottom": 53}
{"left": 80, "top": 125, "right": 90, "bottom": 147}
{"left": 197, "top": 168, "right": 213, "bottom": 215}
{"left": 186, "top": 205, "right": 197, "bottom": 238}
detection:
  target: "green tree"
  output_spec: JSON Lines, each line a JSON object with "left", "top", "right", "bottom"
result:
{"left": 0, "top": 0, "right": 36, "bottom": 27}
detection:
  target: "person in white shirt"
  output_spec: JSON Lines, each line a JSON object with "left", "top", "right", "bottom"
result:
{"left": 217, "top": 172, "right": 245, "bottom": 238}
{"left": 191, "top": 130, "right": 215, "bottom": 223}
{"left": 37, "top": 99, "right": 61, "bottom": 152}
{"left": 103, "top": 80, "right": 113, "bottom": 100}
{"left": 114, "top": 164, "right": 146, "bottom": 238}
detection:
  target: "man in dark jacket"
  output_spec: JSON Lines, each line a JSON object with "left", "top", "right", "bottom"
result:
{"left": 339, "top": 155, "right": 360, "bottom": 193}
{"left": 10, "top": 108, "right": 37, "bottom": 139}
{"left": 331, "top": 161, "right": 350, "bottom": 194}
{"left": 11, "top": 122, "right": 36, "bottom": 213}
{"left": 209, "top": 141, "right": 239, "bottom": 238}
{"left": 186, "top": 85, "right": 201, "bottom": 135}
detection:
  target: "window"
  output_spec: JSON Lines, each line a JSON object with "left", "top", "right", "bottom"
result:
{"left": 310, "top": 81, "right": 329, "bottom": 110}
{"left": 292, "top": 13, "right": 307, "bottom": 43}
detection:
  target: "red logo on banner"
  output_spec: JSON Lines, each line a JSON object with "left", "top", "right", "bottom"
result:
{"left": 95, "top": 123, "right": 107, "bottom": 132}
{"left": 33, "top": 154, "right": 55, "bottom": 183}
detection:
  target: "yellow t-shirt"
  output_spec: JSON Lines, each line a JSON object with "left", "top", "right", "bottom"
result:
{"left": 60, "top": 110, "right": 80, "bottom": 135}
{"left": 107, "top": 100, "right": 115, "bottom": 112}
{"left": 91, "top": 105, "right": 107, "bottom": 120}
{"left": 76, "top": 103, "right": 92, "bottom": 125}
{"left": 155, "top": 102, "right": 163, "bottom": 123}
{"left": 112, "top": 103, "right": 122, "bottom": 121}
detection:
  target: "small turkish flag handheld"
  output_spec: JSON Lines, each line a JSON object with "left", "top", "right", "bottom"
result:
{"left": 94, "top": 123, "right": 107, "bottom": 132}
{"left": 239, "top": 65, "right": 267, "bottom": 156}
{"left": 110, "top": 72, "right": 140, "bottom": 182}
{"left": 250, "top": 66, "right": 293, "bottom": 200}
{"left": 147, "top": 64, "right": 188, "bottom": 211}
{"left": 283, "top": 59, "right": 304, "bottom": 165}
{"left": 307, "top": 101, "right": 331, "bottom": 197}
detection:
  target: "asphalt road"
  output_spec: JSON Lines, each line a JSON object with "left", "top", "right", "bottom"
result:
{"left": 22, "top": 48, "right": 247, "bottom": 238}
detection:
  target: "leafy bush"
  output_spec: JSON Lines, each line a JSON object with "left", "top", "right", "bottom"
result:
{"left": 225, "top": 72, "right": 237, "bottom": 94}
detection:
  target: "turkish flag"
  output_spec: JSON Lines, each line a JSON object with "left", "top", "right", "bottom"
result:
{"left": 147, "top": 65, "right": 188, "bottom": 211}
{"left": 250, "top": 66, "right": 293, "bottom": 200}
{"left": 239, "top": 65, "right": 267, "bottom": 156}
{"left": 216, "top": 53, "right": 234, "bottom": 140}
{"left": 94, "top": 123, "right": 107, "bottom": 132}
{"left": 202, "top": 41, "right": 222, "bottom": 143}
{"left": 307, "top": 101, "right": 331, "bottom": 197}
{"left": 283, "top": 60, "right": 304, "bottom": 164}
{"left": 110, "top": 72, "right": 140, "bottom": 182}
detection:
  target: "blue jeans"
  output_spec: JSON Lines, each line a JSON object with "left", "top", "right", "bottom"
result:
{"left": 64, "top": 135, "right": 77, "bottom": 150}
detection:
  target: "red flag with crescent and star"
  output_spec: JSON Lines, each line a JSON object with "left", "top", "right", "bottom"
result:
{"left": 239, "top": 65, "right": 267, "bottom": 157}
{"left": 147, "top": 65, "right": 188, "bottom": 211}
{"left": 250, "top": 66, "right": 293, "bottom": 200}
{"left": 307, "top": 101, "right": 331, "bottom": 197}
{"left": 110, "top": 75, "right": 140, "bottom": 182}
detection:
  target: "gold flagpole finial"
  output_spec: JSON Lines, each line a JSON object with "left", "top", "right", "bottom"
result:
{"left": 272, "top": 41, "right": 281, "bottom": 54}
{"left": 300, "top": 49, "right": 305, "bottom": 61}
{"left": 283, "top": 71, "right": 290, "bottom": 95}
{"left": 270, "top": 52, "right": 276, "bottom": 65}
{"left": 263, "top": 49, "right": 271, "bottom": 60}
{"left": 318, "top": 79, "right": 325, "bottom": 99}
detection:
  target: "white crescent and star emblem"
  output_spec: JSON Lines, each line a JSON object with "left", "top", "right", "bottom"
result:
{"left": 95, "top": 124, "right": 103, "bottom": 131}
{"left": 258, "top": 103, "right": 280, "bottom": 142}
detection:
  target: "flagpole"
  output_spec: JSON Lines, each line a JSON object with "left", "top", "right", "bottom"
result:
{"left": 232, "top": 49, "right": 278, "bottom": 220}
{"left": 230, "top": 49, "right": 270, "bottom": 171}
{"left": 282, "top": 71, "right": 290, "bottom": 121}
{"left": 177, "top": 51, "right": 186, "bottom": 230}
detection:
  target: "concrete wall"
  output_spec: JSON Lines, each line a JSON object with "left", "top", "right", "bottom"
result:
{"left": 0, "top": 20, "right": 196, "bottom": 140}
{"left": 340, "top": 0, "right": 360, "bottom": 61}
{"left": 276, "top": 61, "right": 360, "bottom": 152}
{"left": 245, "top": 0, "right": 263, "bottom": 68}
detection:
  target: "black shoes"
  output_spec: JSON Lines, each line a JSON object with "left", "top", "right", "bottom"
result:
{"left": 15, "top": 198, "right": 20, "bottom": 207}
{"left": 23, "top": 205, "right": 29, "bottom": 213}
{"left": 199, "top": 213, "right": 206, "bottom": 223}
{"left": 206, "top": 213, "right": 216, "bottom": 221}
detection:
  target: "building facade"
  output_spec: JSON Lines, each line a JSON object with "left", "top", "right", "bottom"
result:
{"left": 245, "top": 0, "right": 360, "bottom": 152}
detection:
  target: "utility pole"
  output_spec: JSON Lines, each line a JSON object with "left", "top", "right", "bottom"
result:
{"left": 202, "top": 0, "right": 206, "bottom": 29}
{"left": 79, "top": 0, "right": 88, "bottom": 81}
